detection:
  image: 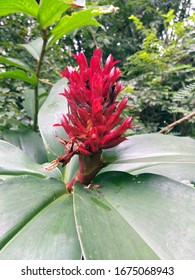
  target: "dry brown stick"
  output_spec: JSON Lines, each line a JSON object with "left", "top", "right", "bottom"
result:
{"left": 159, "top": 111, "right": 195, "bottom": 133}
{"left": 39, "top": 78, "right": 54, "bottom": 86}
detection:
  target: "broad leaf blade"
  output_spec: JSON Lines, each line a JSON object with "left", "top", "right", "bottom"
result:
{"left": 0, "top": 70, "right": 38, "bottom": 85}
{"left": 102, "top": 134, "right": 195, "bottom": 183}
{"left": 74, "top": 180, "right": 159, "bottom": 260}
{"left": 95, "top": 172, "right": 195, "bottom": 259}
{"left": 38, "top": 78, "right": 78, "bottom": 183}
{"left": 38, "top": 78, "right": 68, "bottom": 160}
{"left": 0, "top": 56, "right": 33, "bottom": 72}
{"left": 0, "top": 140, "right": 60, "bottom": 179}
{"left": 0, "top": 176, "right": 81, "bottom": 259}
{"left": 2, "top": 129, "right": 47, "bottom": 164}
{"left": 74, "top": 172, "right": 195, "bottom": 259}
{"left": 38, "top": 0, "right": 85, "bottom": 29}
{"left": 19, "top": 38, "right": 43, "bottom": 61}
{"left": 48, "top": 8, "right": 102, "bottom": 47}
{"left": 0, "top": 0, "right": 39, "bottom": 18}
{"left": 51, "top": 7, "right": 101, "bottom": 33}
{"left": 132, "top": 163, "right": 195, "bottom": 186}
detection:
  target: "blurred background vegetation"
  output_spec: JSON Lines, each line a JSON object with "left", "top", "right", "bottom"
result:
{"left": 0, "top": 0, "right": 195, "bottom": 137}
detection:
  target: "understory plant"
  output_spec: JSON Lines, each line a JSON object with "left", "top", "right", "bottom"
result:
{"left": 0, "top": 0, "right": 195, "bottom": 260}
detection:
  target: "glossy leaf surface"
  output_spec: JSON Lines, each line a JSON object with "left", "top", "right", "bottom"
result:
{"left": 38, "top": 0, "right": 83, "bottom": 29}
{"left": 38, "top": 78, "right": 68, "bottom": 160}
{"left": 0, "top": 56, "right": 33, "bottom": 72}
{"left": 0, "top": 70, "right": 38, "bottom": 85}
{"left": 102, "top": 134, "right": 195, "bottom": 183}
{"left": 0, "top": 140, "right": 60, "bottom": 179}
{"left": 2, "top": 129, "right": 47, "bottom": 164}
{"left": 74, "top": 172, "right": 195, "bottom": 259}
{"left": 0, "top": 0, "right": 39, "bottom": 18}
{"left": 48, "top": 8, "right": 101, "bottom": 47}
{"left": 0, "top": 176, "right": 81, "bottom": 259}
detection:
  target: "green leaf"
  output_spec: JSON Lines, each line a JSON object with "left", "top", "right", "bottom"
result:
{"left": 48, "top": 5, "right": 119, "bottom": 47}
{"left": 0, "top": 70, "right": 38, "bottom": 85}
{"left": 0, "top": 176, "right": 81, "bottom": 259}
{"left": 38, "top": 0, "right": 84, "bottom": 29}
{"left": 38, "top": 78, "right": 78, "bottom": 183}
{"left": 102, "top": 134, "right": 195, "bottom": 183}
{"left": 48, "top": 7, "right": 102, "bottom": 47}
{"left": 2, "top": 129, "right": 47, "bottom": 164}
{"left": 132, "top": 164, "right": 195, "bottom": 186}
{"left": 74, "top": 180, "right": 158, "bottom": 260}
{"left": 23, "top": 88, "right": 47, "bottom": 121}
{"left": 19, "top": 38, "right": 43, "bottom": 61}
{"left": 0, "top": 0, "right": 39, "bottom": 18}
{"left": 74, "top": 171, "right": 195, "bottom": 259}
{"left": 23, "top": 88, "right": 36, "bottom": 120}
{"left": 64, "top": 155, "right": 79, "bottom": 184}
{"left": 0, "top": 56, "right": 33, "bottom": 72}
{"left": 0, "top": 140, "right": 60, "bottom": 179}
{"left": 51, "top": 7, "right": 101, "bottom": 34}
{"left": 38, "top": 78, "right": 68, "bottom": 161}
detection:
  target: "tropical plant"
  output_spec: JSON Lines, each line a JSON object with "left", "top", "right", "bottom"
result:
{"left": 0, "top": 0, "right": 195, "bottom": 260}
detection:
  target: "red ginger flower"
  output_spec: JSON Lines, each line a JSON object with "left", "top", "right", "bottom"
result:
{"left": 48, "top": 49, "right": 133, "bottom": 191}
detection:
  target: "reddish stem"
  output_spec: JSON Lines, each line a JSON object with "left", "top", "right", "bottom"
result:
{"left": 66, "top": 151, "right": 103, "bottom": 192}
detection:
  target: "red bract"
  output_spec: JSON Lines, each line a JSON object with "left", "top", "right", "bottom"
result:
{"left": 48, "top": 49, "right": 133, "bottom": 191}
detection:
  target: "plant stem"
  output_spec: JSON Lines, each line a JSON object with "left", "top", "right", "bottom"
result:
{"left": 158, "top": 111, "right": 195, "bottom": 133}
{"left": 33, "top": 29, "right": 48, "bottom": 132}
{"left": 66, "top": 151, "right": 103, "bottom": 192}
{"left": 88, "top": 27, "right": 99, "bottom": 49}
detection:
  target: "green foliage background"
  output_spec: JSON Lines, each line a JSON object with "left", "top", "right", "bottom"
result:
{"left": 0, "top": 0, "right": 194, "bottom": 137}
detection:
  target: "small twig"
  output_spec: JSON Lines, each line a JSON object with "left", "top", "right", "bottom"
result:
{"left": 39, "top": 78, "right": 53, "bottom": 86}
{"left": 88, "top": 27, "right": 99, "bottom": 49}
{"left": 35, "top": 29, "right": 48, "bottom": 77}
{"left": 33, "top": 29, "right": 48, "bottom": 132}
{"left": 159, "top": 111, "right": 195, "bottom": 133}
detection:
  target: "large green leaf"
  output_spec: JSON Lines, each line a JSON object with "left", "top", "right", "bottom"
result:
{"left": 38, "top": 78, "right": 79, "bottom": 182}
{"left": 102, "top": 134, "right": 195, "bottom": 183}
{"left": 48, "top": 8, "right": 102, "bottom": 47}
{"left": 38, "top": 78, "right": 68, "bottom": 161}
{"left": 0, "top": 56, "right": 33, "bottom": 72}
{"left": 0, "top": 0, "right": 39, "bottom": 18}
{"left": 0, "top": 175, "right": 81, "bottom": 259}
{"left": 74, "top": 180, "right": 158, "bottom": 260}
{"left": 0, "top": 140, "right": 60, "bottom": 179}
{"left": 2, "top": 129, "right": 47, "bottom": 164}
{"left": 0, "top": 70, "right": 38, "bottom": 85}
{"left": 19, "top": 38, "right": 43, "bottom": 61}
{"left": 74, "top": 171, "right": 195, "bottom": 259}
{"left": 38, "top": 0, "right": 85, "bottom": 29}
{"left": 132, "top": 164, "right": 195, "bottom": 186}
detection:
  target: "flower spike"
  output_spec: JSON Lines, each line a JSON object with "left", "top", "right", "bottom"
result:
{"left": 48, "top": 48, "right": 133, "bottom": 191}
